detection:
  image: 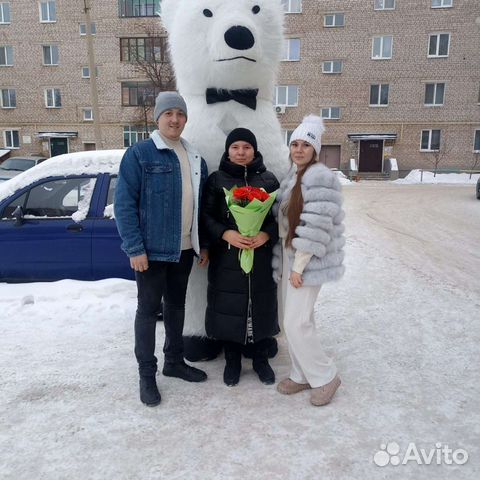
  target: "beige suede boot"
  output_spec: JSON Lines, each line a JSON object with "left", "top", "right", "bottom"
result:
{"left": 310, "top": 375, "right": 341, "bottom": 406}
{"left": 277, "top": 378, "right": 311, "bottom": 395}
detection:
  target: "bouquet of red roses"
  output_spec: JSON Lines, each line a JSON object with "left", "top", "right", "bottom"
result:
{"left": 223, "top": 186, "right": 277, "bottom": 274}
{"left": 232, "top": 186, "right": 271, "bottom": 206}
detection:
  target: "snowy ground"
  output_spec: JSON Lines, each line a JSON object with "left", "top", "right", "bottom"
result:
{"left": 1, "top": 183, "right": 479, "bottom": 480}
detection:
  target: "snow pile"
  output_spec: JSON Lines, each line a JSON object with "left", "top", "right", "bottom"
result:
{"left": 104, "top": 204, "right": 114, "bottom": 219}
{"left": 334, "top": 170, "right": 352, "bottom": 185}
{"left": 0, "top": 150, "right": 124, "bottom": 203}
{"left": 394, "top": 169, "right": 479, "bottom": 184}
{"left": 72, "top": 179, "right": 97, "bottom": 223}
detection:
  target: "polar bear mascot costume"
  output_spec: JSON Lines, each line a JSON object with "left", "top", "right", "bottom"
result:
{"left": 161, "top": 0, "right": 289, "bottom": 361}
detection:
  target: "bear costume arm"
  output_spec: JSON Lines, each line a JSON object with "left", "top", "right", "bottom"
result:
{"left": 198, "top": 157, "right": 210, "bottom": 249}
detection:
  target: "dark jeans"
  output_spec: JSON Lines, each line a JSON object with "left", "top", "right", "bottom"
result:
{"left": 134, "top": 249, "right": 194, "bottom": 377}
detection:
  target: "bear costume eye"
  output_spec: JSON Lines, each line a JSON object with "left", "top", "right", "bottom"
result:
{"left": 252, "top": 5, "right": 260, "bottom": 14}
{"left": 203, "top": 9, "right": 213, "bottom": 17}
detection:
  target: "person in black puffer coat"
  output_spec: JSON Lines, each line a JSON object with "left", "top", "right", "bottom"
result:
{"left": 202, "top": 128, "right": 280, "bottom": 387}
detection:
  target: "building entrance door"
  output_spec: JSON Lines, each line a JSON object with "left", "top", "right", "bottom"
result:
{"left": 319, "top": 145, "right": 341, "bottom": 169}
{"left": 359, "top": 140, "right": 383, "bottom": 172}
{"left": 50, "top": 138, "right": 68, "bottom": 157}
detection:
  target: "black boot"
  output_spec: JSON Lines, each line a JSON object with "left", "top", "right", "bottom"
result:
{"left": 253, "top": 358, "right": 275, "bottom": 385}
{"left": 223, "top": 343, "right": 241, "bottom": 387}
{"left": 162, "top": 361, "right": 207, "bottom": 382}
{"left": 139, "top": 376, "right": 161, "bottom": 407}
{"left": 252, "top": 342, "right": 275, "bottom": 385}
{"left": 241, "top": 337, "right": 278, "bottom": 359}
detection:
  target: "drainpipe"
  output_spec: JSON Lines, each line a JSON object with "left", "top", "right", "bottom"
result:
{"left": 83, "top": 0, "right": 102, "bottom": 149}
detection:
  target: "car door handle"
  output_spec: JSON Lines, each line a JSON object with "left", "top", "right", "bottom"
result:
{"left": 67, "top": 223, "right": 83, "bottom": 232}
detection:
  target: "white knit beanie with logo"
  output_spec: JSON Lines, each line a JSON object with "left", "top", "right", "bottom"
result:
{"left": 289, "top": 115, "right": 325, "bottom": 156}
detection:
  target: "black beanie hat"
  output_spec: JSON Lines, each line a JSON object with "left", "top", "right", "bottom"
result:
{"left": 225, "top": 128, "right": 258, "bottom": 154}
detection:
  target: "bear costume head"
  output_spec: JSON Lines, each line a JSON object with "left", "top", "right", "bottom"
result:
{"left": 161, "top": 0, "right": 289, "bottom": 179}
{"left": 161, "top": 0, "right": 283, "bottom": 95}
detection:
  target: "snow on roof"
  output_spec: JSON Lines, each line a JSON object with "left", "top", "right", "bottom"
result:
{"left": 0, "top": 149, "right": 125, "bottom": 203}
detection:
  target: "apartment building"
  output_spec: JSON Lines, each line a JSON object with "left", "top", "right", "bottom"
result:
{"left": 1, "top": 0, "right": 479, "bottom": 176}
{"left": 0, "top": 0, "right": 167, "bottom": 159}
{"left": 279, "top": 0, "right": 480, "bottom": 175}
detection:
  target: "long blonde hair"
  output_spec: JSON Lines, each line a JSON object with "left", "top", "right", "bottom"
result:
{"left": 285, "top": 152, "right": 318, "bottom": 247}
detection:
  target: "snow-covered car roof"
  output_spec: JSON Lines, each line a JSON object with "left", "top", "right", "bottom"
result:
{"left": 0, "top": 149, "right": 125, "bottom": 203}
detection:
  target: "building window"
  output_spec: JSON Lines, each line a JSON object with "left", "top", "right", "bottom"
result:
{"left": 42, "top": 45, "right": 59, "bottom": 65}
{"left": 79, "top": 23, "right": 96, "bottom": 35}
{"left": 282, "top": 0, "right": 302, "bottom": 13}
{"left": 474, "top": 130, "right": 480, "bottom": 152}
{"left": 4, "top": 129, "right": 19, "bottom": 148}
{"left": 424, "top": 83, "right": 445, "bottom": 106}
{"left": 374, "top": 0, "right": 395, "bottom": 9}
{"left": 322, "top": 60, "right": 343, "bottom": 74}
{"left": 321, "top": 107, "right": 341, "bottom": 120}
{"left": 372, "top": 36, "right": 393, "bottom": 59}
{"left": 1, "top": 88, "right": 15, "bottom": 108}
{"left": 370, "top": 84, "right": 389, "bottom": 106}
{"left": 123, "top": 125, "right": 153, "bottom": 147}
{"left": 431, "top": 0, "right": 452, "bottom": 8}
{"left": 120, "top": 37, "right": 165, "bottom": 62}
{"left": 324, "top": 13, "right": 345, "bottom": 27}
{"left": 39, "top": 1, "right": 56, "bottom": 22}
{"left": 282, "top": 129, "right": 294, "bottom": 145}
{"left": 83, "top": 142, "right": 96, "bottom": 151}
{"left": 428, "top": 33, "right": 450, "bottom": 57}
{"left": 118, "top": 0, "right": 161, "bottom": 18}
{"left": 282, "top": 38, "right": 300, "bottom": 61}
{"left": 45, "top": 88, "right": 61, "bottom": 108}
{"left": 0, "top": 2, "right": 11, "bottom": 23}
{"left": 0, "top": 45, "right": 13, "bottom": 66}
{"left": 421, "top": 129, "right": 441, "bottom": 151}
{"left": 81, "top": 66, "right": 98, "bottom": 78}
{"left": 274, "top": 85, "right": 299, "bottom": 107}
{"left": 83, "top": 108, "right": 93, "bottom": 121}
{"left": 121, "top": 82, "right": 161, "bottom": 106}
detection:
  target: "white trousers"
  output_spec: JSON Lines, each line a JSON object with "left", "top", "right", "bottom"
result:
{"left": 280, "top": 248, "right": 337, "bottom": 388}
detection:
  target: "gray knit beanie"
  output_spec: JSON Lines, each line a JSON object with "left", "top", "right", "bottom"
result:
{"left": 153, "top": 91, "right": 188, "bottom": 122}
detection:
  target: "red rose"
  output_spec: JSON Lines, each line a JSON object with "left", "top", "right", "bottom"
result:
{"left": 232, "top": 186, "right": 270, "bottom": 206}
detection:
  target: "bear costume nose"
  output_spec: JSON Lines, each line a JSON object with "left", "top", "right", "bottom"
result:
{"left": 224, "top": 26, "right": 255, "bottom": 50}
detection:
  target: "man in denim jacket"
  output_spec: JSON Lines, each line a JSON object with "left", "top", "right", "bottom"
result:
{"left": 115, "top": 92, "right": 209, "bottom": 407}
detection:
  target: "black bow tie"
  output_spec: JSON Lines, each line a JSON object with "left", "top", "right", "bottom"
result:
{"left": 206, "top": 88, "right": 259, "bottom": 110}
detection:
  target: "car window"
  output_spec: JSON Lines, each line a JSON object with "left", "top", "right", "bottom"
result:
{"left": 0, "top": 159, "right": 35, "bottom": 171}
{"left": 2, "top": 192, "right": 28, "bottom": 219}
{"left": 107, "top": 176, "right": 117, "bottom": 206}
{"left": 104, "top": 176, "right": 117, "bottom": 218}
{"left": 1, "top": 177, "right": 97, "bottom": 220}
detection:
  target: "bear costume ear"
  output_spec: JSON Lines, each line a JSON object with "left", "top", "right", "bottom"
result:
{"left": 160, "top": 0, "right": 177, "bottom": 32}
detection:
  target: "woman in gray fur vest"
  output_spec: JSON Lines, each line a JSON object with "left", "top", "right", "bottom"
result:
{"left": 272, "top": 115, "right": 345, "bottom": 406}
